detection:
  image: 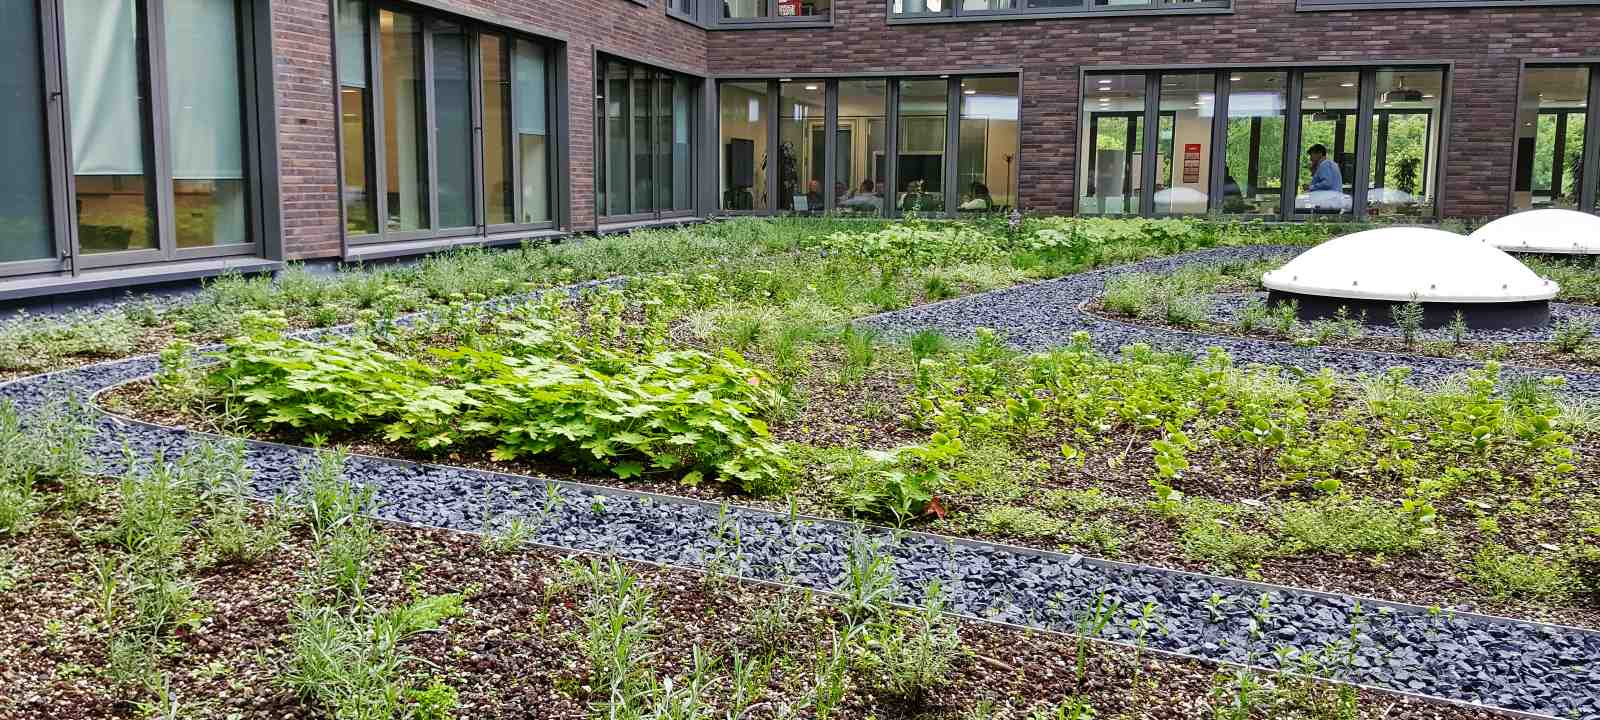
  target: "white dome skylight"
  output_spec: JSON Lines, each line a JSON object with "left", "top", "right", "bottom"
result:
{"left": 1469, "top": 209, "right": 1600, "bottom": 255}
{"left": 1262, "top": 227, "right": 1559, "bottom": 303}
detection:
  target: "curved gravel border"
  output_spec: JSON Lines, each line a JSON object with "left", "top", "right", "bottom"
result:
{"left": 858, "top": 245, "right": 1600, "bottom": 398}
{"left": 2, "top": 275, "right": 1598, "bottom": 718}
{"left": 1204, "top": 292, "right": 1600, "bottom": 343}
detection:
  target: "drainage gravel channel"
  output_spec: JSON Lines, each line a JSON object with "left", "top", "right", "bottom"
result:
{"left": 3, "top": 260, "right": 1599, "bottom": 718}
{"left": 857, "top": 244, "right": 1600, "bottom": 398}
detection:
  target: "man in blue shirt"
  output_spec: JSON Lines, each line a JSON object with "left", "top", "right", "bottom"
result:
{"left": 1307, "top": 143, "right": 1343, "bottom": 192}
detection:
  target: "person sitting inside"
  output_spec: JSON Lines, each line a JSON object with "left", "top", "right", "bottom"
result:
{"left": 841, "top": 179, "right": 882, "bottom": 211}
{"left": 805, "top": 179, "right": 823, "bottom": 209}
{"left": 959, "top": 182, "right": 994, "bottom": 211}
{"left": 1307, "top": 144, "right": 1343, "bottom": 193}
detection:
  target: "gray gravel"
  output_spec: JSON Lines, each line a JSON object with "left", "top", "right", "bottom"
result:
{"left": 858, "top": 245, "right": 1600, "bottom": 398}
{"left": 2, "top": 276, "right": 1598, "bottom": 718}
{"left": 1208, "top": 291, "right": 1600, "bottom": 343}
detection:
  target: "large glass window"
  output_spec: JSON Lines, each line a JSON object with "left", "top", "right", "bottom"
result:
{"left": 379, "top": 9, "right": 429, "bottom": 232}
{"left": 596, "top": 56, "right": 698, "bottom": 222}
{"left": 481, "top": 35, "right": 512, "bottom": 226}
{"left": 779, "top": 81, "right": 825, "bottom": 214}
{"left": 432, "top": 22, "right": 474, "bottom": 230}
{"left": 724, "top": 0, "right": 831, "bottom": 19}
{"left": 1, "top": 3, "right": 55, "bottom": 265}
{"left": 167, "top": 0, "right": 250, "bottom": 248}
{"left": 1221, "top": 71, "right": 1287, "bottom": 217}
{"left": 1367, "top": 69, "right": 1443, "bottom": 218}
{"left": 1513, "top": 66, "right": 1591, "bottom": 212}
{"left": 1080, "top": 73, "right": 1147, "bottom": 216}
{"left": 1294, "top": 71, "right": 1358, "bottom": 216}
{"left": 957, "top": 76, "right": 1019, "bottom": 213}
{"left": 64, "top": 0, "right": 159, "bottom": 255}
{"left": 1155, "top": 72, "right": 1215, "bottom": 215}
{"left": 720, "top": 81, "right": 769, "bottom": 212}
{"left": 836, "top": 79, "right": 887, "bottom": 216}
{"left": 1078, "top": 66, "right": 1445, "bottom": 220}
{"left": 337, "top": 0, "right": 375, "bottom": 234}
{"left": 897, "top": 79, "right": 947, "bottom": 213}
{"left": 338, "top": 2, "right": 559, "bottom": 246}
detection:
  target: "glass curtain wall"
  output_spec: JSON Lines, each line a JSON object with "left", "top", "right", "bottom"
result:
{"left": 1513, "top": 66, "right": 1591, "bottom": 212}
{"left": 1294, "top": 71, "right": 1359, "bottom": 216}
{"left": 897, "top": 79, "right": 947, "bottom": 213}
{"left": 720, "top": 81, "right": 769, "bottom": 212}
{"left": 1220, "top": 71, "right": 1286, "bottom": 216}
{"left": 956, "top": 76, "right": 1020, "bottom": 213}
{"left": 336, "top": 1, "right": 557, "bottom": 245}
{"left": 1079, "top": 73, "right": 1147, "bottom": 215}
{"left": 1367, "top": 69, "right": 1444, "bottom": 218}
{"left": 779, "top": 81, "right": 825, "bottom": 214}
{"left": 1, "top": 3, "right": 56, "bottom": 265}
{"left": 595, "top": 55, "right": 697, "bottom": 222}
{"left": 1155, "top": 72, "right": 1215, "bottom": 215}
{"left": 64, "top": 0, "right": 159, "bottom": 254}
{"left": 3, "top": 0, "right": 262, "bottom": 277}
{"left": 836, "top": 79, "right": 886, "bottom": 216}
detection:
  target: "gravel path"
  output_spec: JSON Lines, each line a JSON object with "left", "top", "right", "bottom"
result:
{"left": 3, "top": 273, "right": 1598, "bottom": 718}
{"left": 1207, "top": 292, "right": 1600, "bottom": 343}
{"left": 858, "top": 245, "right": 1600, "bottom": 398}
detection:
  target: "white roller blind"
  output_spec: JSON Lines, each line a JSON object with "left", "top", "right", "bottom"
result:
{"left": 64, "top": 0, "right": 144, "bottom": 176}
{"left": 514, "top": 40, "right": 546, "bottom": 136}
{"left": 165, "top": 0, "right": 245, "bottom": 180}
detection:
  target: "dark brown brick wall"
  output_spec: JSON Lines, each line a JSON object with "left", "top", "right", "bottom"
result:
{"left": 704, "top": 0, "right": 1600, "bottom": 218}
{"left": 269, "top": 0, "right": 708, "bottom": 259}
{"left": 269, "top": 0, "right": 1600, "bottom": 260}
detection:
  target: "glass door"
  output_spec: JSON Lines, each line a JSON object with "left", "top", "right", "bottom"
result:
{"left": 0, "top": 2, "right": 68, "bottom": 277}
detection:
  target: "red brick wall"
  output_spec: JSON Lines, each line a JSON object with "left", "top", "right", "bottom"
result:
{"left": 269, "top": 0, "right": 708, "bottom": 259}
{"left": 704, "top": 0, "right": 1600, "bottom": 218}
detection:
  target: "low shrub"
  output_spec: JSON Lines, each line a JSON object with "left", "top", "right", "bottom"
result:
{"left": 1278, "top": 499, "right": 1432, "bottom": 556}
{"left": 978, "top": 505, "right": 1068, "bottom": 539}
{"left": 1470, "top": 544, "right": 1570, "bottom": 600}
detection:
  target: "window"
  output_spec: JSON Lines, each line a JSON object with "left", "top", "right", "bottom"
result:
{"left": 722, "top": 0, "right": 831, "bottom": 21}
{"left": 1220, "top": 72, "right": 1287, "bottom": 216}
{"left": 957, "top": 76, "right": 1020, "bottom": 212}
{"left": 720, "top": 74, "right": 1017, "bottom": 217}
{"left": 1299, "top": 0, "right": 1600, "bottom": 9}
{"left": 891, "top": 0, "right": 1226, "bottom": 20}
{"left": 1080, "top": 73, "right": 1147, "bottom": 216}
{"left": 836, "top": 79, "right": 887, "bottom": 216}
{"left": 1081, "top": 65, "right": 1447, "bottom": 220}
{"left": 595, "top": 55, "right": 698, "bottom": 223}
{"left": 2, "top": 0, "right": 272, "bottom": 280}
{"left": 1512, "top": 65, "right": 1597, "bottom": 213}
{"left": 336, "top": 1, "right": 557, "bottom": 246}
{"left": 720, "top": 81, "right": 769, "bottom": 211}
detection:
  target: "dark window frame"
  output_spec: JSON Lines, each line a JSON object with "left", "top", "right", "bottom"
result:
{"left": 886, "top": 0, "right": 1230, "bottom": 25}
{"left": 1299, "top": 0, "right": 1600, "bottom": 11}
{"left": 715, "top": 71, "right": 1023, "bottom": 219}
{"left": 1508, "top": 60, "right": 1600, "bottom": 216}
{"left": 1, "top": 0, "right": 279, "bottom": 281}
{"left": 332, "top": 0, "right": 563, "bottom": 255}
{"left": 1076, "top": 62, "right": 1452, "bottom": 222}
{"left": 594, "top": 53, "right": 702, "bottom": 226}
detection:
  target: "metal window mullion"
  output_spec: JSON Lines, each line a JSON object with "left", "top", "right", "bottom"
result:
{"left": 234, "top": 0, "right": 261, "bottom": 253}
{"left": 766, "top": 79, "right": 779, "bottom": 215}
{"left": 146, "top": 0, "right": 177, "bottom": 258}
{"left": 823, "top": 79, "right": 838, "bottom": 213}
{"left": 369, "top": 6, "right": 388, "bottom": 237}
{"left": 1208, "top": 69, "right": 1230, "bottom": 212}
{"left": 1551, "top": 113, "right": 1569, "bottom": 201}
{"left": 422, "top": 22, "right": 439, "bottom": 232}
{"left": 41, "top": 0, "right": 74, "bottom": 272}
{"left": 1375, "top": 111, "right": 1391, "bottom": 190}
{"left": 509, "top": 35, "right": 524, "bottom": 224}
{"left": 885, "top": 79, "right": 900, "bottom": 218}
{"left": 1139, "top": 72, "right": 1159, "bottom": 217}
{"left": 1281, "top": 71, "right": 1303, "bottom": 219}
{"left": 1351, "top": 67, "right": 1376, "bottom": 218}
{"left": 469, "top": 29, "right": 485, "bottom": 234}
{"left": 944, "top": 76, "right": 960, "bottom": 217}
{"left": 1582, "top": 66, "right": 1600, "bottom": 212}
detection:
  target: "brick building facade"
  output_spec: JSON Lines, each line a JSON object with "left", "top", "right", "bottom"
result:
{"left": 2, "top": 0, "right": 1598, "bottom": 299}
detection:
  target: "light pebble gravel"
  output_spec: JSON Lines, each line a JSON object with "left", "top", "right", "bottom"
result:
{"left": 2, "top": 268, "right": 1598, "bottom": 719}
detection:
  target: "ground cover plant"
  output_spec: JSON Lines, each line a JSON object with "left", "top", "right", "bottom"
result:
{"left": 95, "top": 217, "right": 1600, "bottom": 632}
{"left": 12, "top": 215, "right": 1600, "bottom": 717}
{"left": 0, "top": 412, "right": 1520, "bottom": 719}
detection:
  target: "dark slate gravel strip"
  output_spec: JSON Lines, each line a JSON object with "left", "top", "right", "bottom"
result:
{"left": 2, "top": 282, "right": 1598, "bottom": 718}
{"left": 856, "top": 245, "right": 1600, "bottom": 398}
{"left": 1207, "top": 292, "right": 1600, "bottom": 343}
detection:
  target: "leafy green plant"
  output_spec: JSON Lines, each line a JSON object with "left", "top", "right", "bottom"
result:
{"left": 282, "top": 594, "right": 465, "bottom": 720}
{"left": 841, "top": 533, "right": 898, "bottom": 625}
{"left": 860, "top": 583, "right": 960, "bottom": 704}
{"left": 1391, "top": 297, "right": 1425, "bottom": 348}
{"left": 1470, "top": 544, "right": 1570, "bottom": 600}
{"left": 1553, "top": 317, "right": 1593, "bottom": 354}
{"left": 1278, "top": 499, "right": 1434, "bottom": 556}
